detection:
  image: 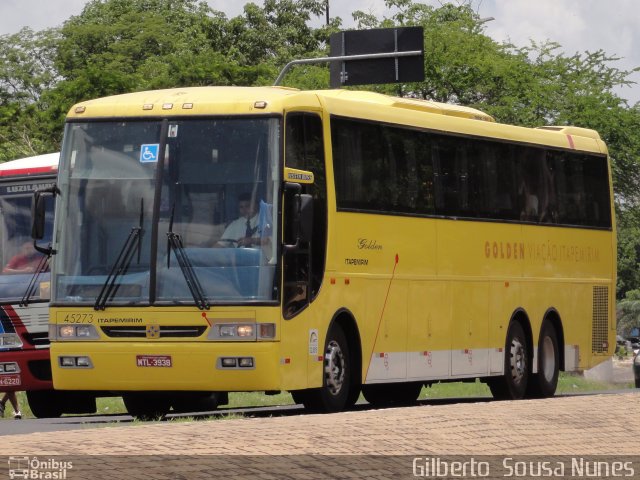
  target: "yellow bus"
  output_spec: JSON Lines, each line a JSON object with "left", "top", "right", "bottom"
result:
{"left": 40, "top": 86, "right": 615, "bottom": 418}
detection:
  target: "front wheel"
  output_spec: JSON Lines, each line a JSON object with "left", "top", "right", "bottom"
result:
{"left": 297, "top": 325, "right": 357, "bottom": 413}
{"left": 526, "top": 321, "right": 559, "bottom": 398}
{"left": 489, "top": 321, "right": 529, "bottom": 400}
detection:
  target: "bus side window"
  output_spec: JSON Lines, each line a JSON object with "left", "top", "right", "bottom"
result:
{"left": 433, "top": 136, "right": 467, "bottom": 217}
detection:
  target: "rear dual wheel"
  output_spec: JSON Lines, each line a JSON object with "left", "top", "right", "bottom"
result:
{"left": 527, "top": 321, "right": 559, "bottom": 398}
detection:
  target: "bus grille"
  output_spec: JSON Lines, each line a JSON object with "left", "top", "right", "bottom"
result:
{"left": 592, "top": 285, "right": 609, "bottom": 354}
{"left": 101, "top": 326, "right": 207, "bottom": 338}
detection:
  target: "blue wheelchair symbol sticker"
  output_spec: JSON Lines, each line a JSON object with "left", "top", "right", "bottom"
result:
{"left": 140, "top": 144, "right": 159, "bottom": 163}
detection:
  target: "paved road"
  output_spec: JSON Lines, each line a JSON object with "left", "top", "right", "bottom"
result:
{"left": 0, "top": 392, "right": 638, "bottom": 479}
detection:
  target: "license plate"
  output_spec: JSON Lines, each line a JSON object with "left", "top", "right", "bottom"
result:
{"left": 136, "top": 355, "right": 172, "bottom": 368}
{"left": 0, "top": 374, "right": 21, "bottom": 387}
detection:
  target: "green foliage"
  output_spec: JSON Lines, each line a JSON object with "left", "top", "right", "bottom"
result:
{"left": 617, "top": 289, "right": 640, "bottom": 336}
{"left": 616, "top": 208, "right": 640, "bottom": 299}
{"left": 54, "top": 0, "right": 229, "bottom": 96}
{"left": 225, "top": 0, "right": 328, "bottom": 66}
{"left": 0, "top": 27, "right": 61, "bottom": 160}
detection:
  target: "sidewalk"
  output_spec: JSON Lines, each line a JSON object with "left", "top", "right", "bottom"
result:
{"left": 2, "top": 393, "right": 639, "bottom": 456}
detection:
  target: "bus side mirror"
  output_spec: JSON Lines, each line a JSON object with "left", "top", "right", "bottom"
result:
{"left": 31, "top": 192, "right": 47, "bottom": 240}
{"left": 31, "top": 185, "right": 58, "bottom": 254}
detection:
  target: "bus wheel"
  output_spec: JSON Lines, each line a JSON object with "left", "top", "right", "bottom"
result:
{"left": 362, "top": 382, "right": 422, "bottom": 406}
{"left": 123, "top": 392, "right": 171, "bottom": 421}
{"left": 26, "top": 390, "right": 63, "bottom": 418}
{"left": 489, "top": 321, "right": 529, "bottom": 400}
{"left": 526, "top": 321, "right": 559, "bottom": 398}
{"left": 300, "top": 325, "right": 354, "bottom": 413}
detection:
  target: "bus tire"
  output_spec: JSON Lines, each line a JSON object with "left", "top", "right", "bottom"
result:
{"left": 123, "top": 392, "right": 171, "bottom": 421}
{"left": 362, "top": 382, "right": 422, "bottom": 406}
{"left": 489, "top": 321, "right": 529, "bottom": 400}
{"left": 300, "top": 324, "right": 354, "bottom": 413}
{"left": 26, "top": 390, "right": 63, "bottom": 418}
{"left": 526, "top": 321, "right": 559, "bottom": 398}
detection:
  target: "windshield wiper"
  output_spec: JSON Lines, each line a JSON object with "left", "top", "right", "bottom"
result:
{"left": 166, "top": 204, "right": 209, "bottom": 310}
{"left": 94, "top": 199, "right": 144, "bottom": 311}
{"left": 19, "top": 245, "right": 51, "bottom": 307}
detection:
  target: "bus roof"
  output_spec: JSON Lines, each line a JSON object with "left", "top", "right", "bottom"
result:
{"left": 0, "top": 152, "right": 59, "bottom": 177}
{"left": 66, "top": 86, "right": 605, "bottom": 154}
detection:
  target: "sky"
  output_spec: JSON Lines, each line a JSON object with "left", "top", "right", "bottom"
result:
{"left": 1, "top": 0, "right": 639, "bottom": 104}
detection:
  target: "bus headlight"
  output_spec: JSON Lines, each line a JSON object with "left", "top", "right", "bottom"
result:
{"left": 213, "top": 323, "right": 256, "bottom": 340}
{"left": 209, "top": 323, "right": 276, "bottom": 341}
{"left": 59, "top": 325, "right": 75, "bottom": 338}
{"left": 57, "top": 324, "right": 100, "bottom": 340}
{"left": 0, "top": 333, "right": 23, "bottom": 348}
{"left": 236, "top": 325, "right": 254, "bottom": 337}
{"left": 76, "top": 325, "right": 96, "bottom": 337}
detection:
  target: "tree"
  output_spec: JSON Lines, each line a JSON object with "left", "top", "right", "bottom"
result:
{"left": 223, "top": 0, "right": 335, "bottom": 86}
{"left": 57, "top": 0, "right": 233, "bottom": 89}
{"left": 617, "top": 289, "right": 640, "bottom": 336}
{"left": 0, "top": 28, "right": 60, "bottom": 160}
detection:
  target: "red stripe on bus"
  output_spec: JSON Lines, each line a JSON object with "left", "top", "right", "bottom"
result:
{"left": 566, "top": 134, "right": 575, "bottom": 149}
{"left": 0, "top": 166, "right": 57, "bottom": 177}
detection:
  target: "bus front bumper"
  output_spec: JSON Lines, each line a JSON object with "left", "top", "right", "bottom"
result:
{"left": 0, "top": 348, "right": 52, "bottom": 392}
{"left": 51, "top": 341, "right": 282, "bottom": 392}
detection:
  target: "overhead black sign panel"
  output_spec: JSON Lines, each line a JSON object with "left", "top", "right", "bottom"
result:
{"left": 329, "top": 26, "right": 424, "bottom": 88}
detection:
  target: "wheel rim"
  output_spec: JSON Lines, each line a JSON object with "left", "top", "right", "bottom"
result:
{"left": 324, "top": 339, "right": 346, "bottom": 396}
{"left": 510, "top": 336, "right": 526, "bottom": 384}
{"left": 541, "top": 335, "right": 556, "bottom": 382}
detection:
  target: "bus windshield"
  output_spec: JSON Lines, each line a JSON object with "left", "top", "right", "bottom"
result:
{"left": 0, "top": 185, "right": 54, "bottom": 302}
{"left": 53, "top": 118, "right": 280, "bottom": 307}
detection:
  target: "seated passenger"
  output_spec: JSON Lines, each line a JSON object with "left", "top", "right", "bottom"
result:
{"left": 3, "top": 241, "right": 43, "bottom": 274}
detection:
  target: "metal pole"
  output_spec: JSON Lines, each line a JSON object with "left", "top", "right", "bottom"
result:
{"left": 273, "top": 50, "right": 423, "bottom": 86}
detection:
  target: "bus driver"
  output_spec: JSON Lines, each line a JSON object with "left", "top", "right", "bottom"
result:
{"left": 216, "top": 193, "right": 261, "bottom": 247}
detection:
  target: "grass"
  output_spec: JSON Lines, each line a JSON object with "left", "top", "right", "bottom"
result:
{"left": 556, "top": 371, "right": 634, "bottom": 393}
{"left": 2, "top": 372, "right": 632, "bottom": 421}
